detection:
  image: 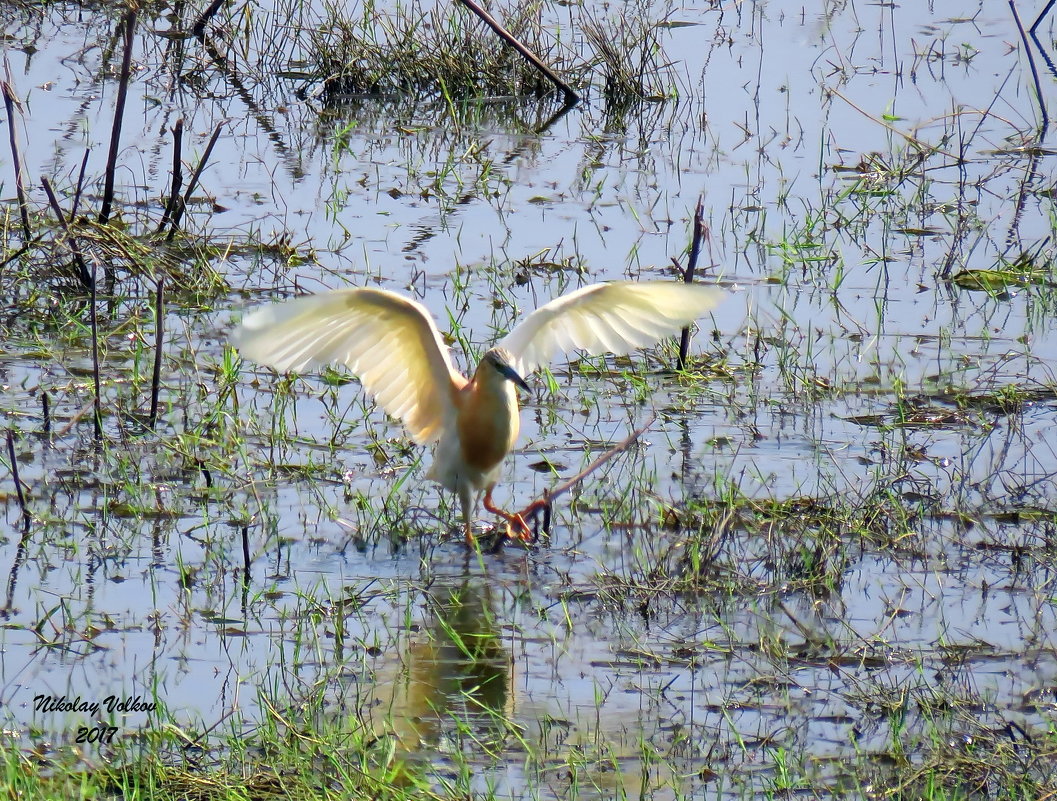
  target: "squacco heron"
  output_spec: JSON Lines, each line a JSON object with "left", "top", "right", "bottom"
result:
{"left": 232, "top": 281, "right": 723, "bottom": 545}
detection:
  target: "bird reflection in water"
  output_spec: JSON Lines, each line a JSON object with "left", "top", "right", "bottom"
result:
{"left": 366, "top": 578, "right": 512, "bottom": 776}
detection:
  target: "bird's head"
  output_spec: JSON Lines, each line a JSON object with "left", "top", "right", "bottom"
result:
{"left": 477, "top": 347, "right": 531, "bottom": 393}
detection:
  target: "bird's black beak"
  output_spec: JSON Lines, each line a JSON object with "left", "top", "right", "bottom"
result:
{"left": 499, "top": 363, "right": 531, "bottom": 393}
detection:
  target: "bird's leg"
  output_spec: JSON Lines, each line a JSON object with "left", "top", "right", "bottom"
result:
{"left": 459, "top": 485, "right": 476, "bottom": 547}
{"left": 482, "top": 486, "right": 534, "bottom": 542}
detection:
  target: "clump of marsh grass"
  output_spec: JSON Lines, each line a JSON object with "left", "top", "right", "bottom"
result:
{"left": 303, "top": 0, "right": 678, "bottom": 103}
{"left": 578, "top": 0, "right": 677, "bottom": 101}
{"left": 310, "top": 0, "right": 574, "bottom": 99}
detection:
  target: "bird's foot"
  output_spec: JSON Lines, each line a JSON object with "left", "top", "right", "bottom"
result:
{"left": 506, "top": 499, "right": 550, "bottom": 541}
{"left": 501, "top": 513, "right": 534, "bottom": 542}
{"left": 497, "top": 499, "right": 550, "bottom": 542}
{"left": 483, "top": 491, "right": 541, "bottom": 543}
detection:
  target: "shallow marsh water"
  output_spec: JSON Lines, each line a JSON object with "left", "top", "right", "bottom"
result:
{"left": 1, "top": 0, "right": 1057, "bottom": 797}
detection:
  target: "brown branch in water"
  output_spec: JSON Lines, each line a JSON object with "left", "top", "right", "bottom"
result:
{"left": 455, "top": 0, "right": 580, "bottom": 105}
{"left": 149, "top": 278, "right": 165, "bottom": 429}
{"left": 241, "top": 525, "right": 251, "bottom": 580}
{"left": 1, "top": 523, "right": 30, "bottom": 615}
{"left": 829, "top": 89, "right": 963, "bottom": 162}
{"left": 41, "top": 176, "right": 94, "bottom": 290}
{"left": 515, "top": 415, "right": 656, "bottom": 536}
{"left": 677, "top": 199, "right": 707, "bottom": 371}
{"left": 70, "top": 148, "right": 91, "bottom": 221}
{"left": 2, "top": 65, "right": 31, "bottom": 240}
{"left": 89, "top": 259, "right": 102, "bottom": 442}
{"left": 1009, "top": 0, "right": 1049, "bottom": 132}
{"left": 99, "top": 8, "right": 137, "bottom": 225}
{"left": 1031, "top": 0, "right": 1057, "bottom": 32}
{"left": 198, "top": 459, "right": 213, "bottom": 488}
{"left": 157, "top": 119, "right": 184, "bottom": 234}
{"left": 54, "top": 400, "right": 98, "bottom": 439}
{"left": 6, "top": 430, "right": 30, "bottom": 525}
{"left": 192, "top": 0, "right": 228, "bottom": 38}
{"left": 167, "top": 120, "right": 223, "bottom": 240}
{"left": 41, "top": 390, "right": 50, "bottom": 437}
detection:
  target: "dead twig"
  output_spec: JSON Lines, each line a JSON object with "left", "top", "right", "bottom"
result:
{"left": 1028, "top": 1, "right": 1057, "bottom": 82}
{"left": 89, "top": 258, "right": 102, "bottom": 442}
{"left": 515, "top": 415, "right": 656, "bottom": 535}
{"left": 6, "top": 430, "right": 30, "bottom": 525}
{"left": 192, "top": 0, "right": 228, "bottom": 38}
{"left": 829, "top": 89, "right": 963, "bottom": 162}
{"left": 99, "top": 8, "right": 137, "bottom": 225}
{"left": 241, "top": 525, "right": 251, "bottom": 580}
{"left": 149, "top": 278, "right": 165, "bottom": 429}
{"left": 1031, "top": 0, "right": 1057, "bottom": 34}
{"left": 1009, "top": 0, "right": 1049, "bottom": 131}
{"left": 70, "top": 148, "right": 91, "bottom": 220}
{"left": 41, "top": 176, "right": 93, "bottom": 290}
{"left": 455, "top": 0, "right": 579, "bottom": 105}
{"left": 55, "top": 400, "right": 98, "bottom": 439}
{"left": 677, "top": 199, "right": 707, "bottom": 371}
{"left": 166, "top": 121, "right": 224, "bottom": 240}
{"left": 157, "top": 119, "right": 184, "bottom": 234}
{"left": 2, "top": 63, "right": 31, "bottom": 240}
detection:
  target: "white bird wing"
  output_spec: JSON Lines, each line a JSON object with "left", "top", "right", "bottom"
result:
{"left": 497, "top": 281, "right": 724, "bottom": 375}
{"left": 231, "top": 288, "right": 463, "bottom": 445}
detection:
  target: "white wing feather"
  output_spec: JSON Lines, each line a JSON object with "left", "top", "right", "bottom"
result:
{"left": 498, "top": 281, "right": 724, "bottom": 375}
{"left": 231, "top": 288, "right": 462, "bottom": 445}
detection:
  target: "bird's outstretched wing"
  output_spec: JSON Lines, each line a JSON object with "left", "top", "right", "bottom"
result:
{"left": 497, "top": 281, "right": 724, "bottom": 375}
{"left": 232, "top": 288, "right": 464, "bottom": 445}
